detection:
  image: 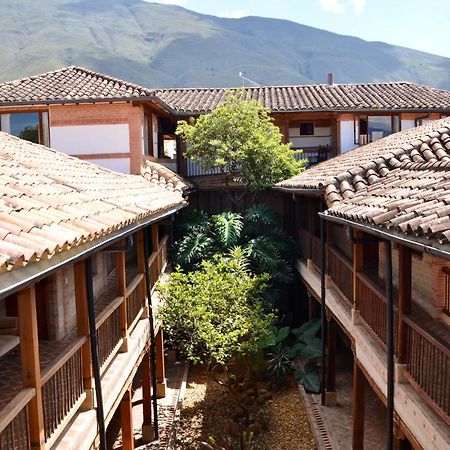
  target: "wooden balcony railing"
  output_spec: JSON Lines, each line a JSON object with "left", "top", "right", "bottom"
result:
{"left": 149, "top": 235, "right": 170, "bottom": 291}
{"left": 41, "top": 337, "right": 85, "bottom": 444}
{"left": 126, "top": 274, "right": 145, "bottom": 332}
{"left": 403, "top": 317, "right": 450, "bottom": 424}
{"left": 0, "top": 389, "right": 34, "bottom": 450}
{"left": 96, "top": 297, "right": 123, "bottom": 369}
{"left": 356, "top": 272, "right": 398, "bottom": 347}
{"left": 327, "top": 246, "right": 353, "bottom": 307}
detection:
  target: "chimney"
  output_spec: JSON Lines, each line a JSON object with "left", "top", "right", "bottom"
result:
{"left": 327, "top": 72, "right": 334, "bottom": 85}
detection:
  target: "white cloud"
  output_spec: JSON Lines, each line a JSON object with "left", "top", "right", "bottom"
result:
{"left": 218, "top": 9, "right": 248, "bottom": 19}
{"left": 349, "top": 0, "right": 366, "bottom": 14}
{"left": 144, "top": 0, "right": 188, "bottom": 6}
{"left": 319, "top": 0, "right": 345, "bottom": 14}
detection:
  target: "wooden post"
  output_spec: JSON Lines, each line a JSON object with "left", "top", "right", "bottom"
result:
{"left": 151, "top": 223, "right": 160, "bottom": 276}
{"left": 116, "top": 251, "right": 128, "bottom": 352}
{"left": 325, "top": 314, "right": 337, "bottom": 405}
{"left": 120, "top": 386, "right": 134, "bottom": 450}
{"left": 397, "top": 245, "right": 412, "bottom": 363}
{"left": 155, "top": 329, "right": 166, "bottom": 398}
{"left": 74, "top": 261, "right": 95, "bottom": 410}
{"left": 136, "top": 231, "right": 149, "bottom": 318}
{"left": 141, "top": 351, "right": 155, "bottom": 442}
{"left": 352, "top": 361, "right": 365, "bottom": 450}
{"left": 352, "top": 230, "right": 364, "bottom": 325}
{"left": 18, "top": 286, "right": 45, "bottom": 449}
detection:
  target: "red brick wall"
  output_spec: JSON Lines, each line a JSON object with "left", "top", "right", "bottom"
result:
{"left": 49, "top": 103, "right": 144, "bottom": 174}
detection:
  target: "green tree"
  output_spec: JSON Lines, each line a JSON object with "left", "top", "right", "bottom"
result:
{"left": 157, "top": 253, "right": 275, "bottom": 367}
{"left": 176, "top": 93, "right": 304, "bottom": 204}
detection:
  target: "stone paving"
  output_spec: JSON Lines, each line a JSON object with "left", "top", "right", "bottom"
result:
{"left": 303, "top": 352, "right": 386, "bottom": 450}
{"left": 109, "top": 360, "right": 188, "bottom": 450}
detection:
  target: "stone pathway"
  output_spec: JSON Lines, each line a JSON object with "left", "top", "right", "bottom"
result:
{"left": 300, "top": 352, "right": 386, "bottom": 450}
{"left": 109, "top": 361, "right": 188, "bottom": 450}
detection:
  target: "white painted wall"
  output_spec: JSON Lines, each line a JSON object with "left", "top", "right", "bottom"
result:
{"left": 289, "top": 126, "right": 332, "bottom": 148}
{"left": 87, "top": 158, "right": 130, "bottom": 173}
{"left": 50, "top": 124, "right": 130, "bottom": 155}
{"left": 401, "top": 119, "right": 416, "bottom": 130}
{"left": 340, "top": 120, "right": 358, "bottom": 153}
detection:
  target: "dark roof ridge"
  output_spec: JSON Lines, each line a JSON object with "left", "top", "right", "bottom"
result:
{"left": 2, "top": 65, "right": 154, "bottom": 95}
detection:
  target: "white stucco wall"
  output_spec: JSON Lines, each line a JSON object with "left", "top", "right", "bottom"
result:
{"left": 401, "top": 119, "right": 416, "bottom": 130}
{"left": 340, "top": 120, "right": 358, "bottom": 153}
{"left": 87, "top": 158, "right": 130, "bottom": 173}
{"left": 50, "top": 124, "right": 130, "bottom": 155}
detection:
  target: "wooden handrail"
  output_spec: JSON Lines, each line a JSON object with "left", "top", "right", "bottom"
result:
{"left": 125, "top": 274, "right": 144, "bottom": 298}
{"left": 147, "top": 251, "right": 158, "bottom": 268}
{"left": 0, "top": 388, "right": 35, "bottom": 434}
{"left": 95, "top": 296, "right": 124, "bottom": 329}
{"left": 328, "top": 245, "right": 353, "bottom": 271}
{"left": 159, "top": 235, "right": 169, "bottom": 248}
{"left": 357, "top": 272, "right": 385, "bottom": 300}
{"left": 403, "top": 315, "right": 450, "bottom": 357}
{"left": 41, "top": 336, "right": 87, "bottom": 384}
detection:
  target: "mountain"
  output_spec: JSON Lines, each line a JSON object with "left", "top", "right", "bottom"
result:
{"left": 1, "top": 0, "right": 450, "bottom": 89}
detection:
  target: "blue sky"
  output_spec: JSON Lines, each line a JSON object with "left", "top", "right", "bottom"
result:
{"left": 150, "top": 0, "right": 450, "bottom": 58}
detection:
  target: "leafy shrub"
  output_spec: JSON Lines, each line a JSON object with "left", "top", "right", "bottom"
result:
{"left": 157, "top": 253, "right": 276, "bottom": 366}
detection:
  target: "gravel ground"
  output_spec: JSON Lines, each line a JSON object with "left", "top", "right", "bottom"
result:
{"left": 175, "top": 366, "right": 316, "bottom": 450}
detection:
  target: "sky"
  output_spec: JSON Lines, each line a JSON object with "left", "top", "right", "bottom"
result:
{"left": 150, "top": 0, "right": 450, "bottom": 59}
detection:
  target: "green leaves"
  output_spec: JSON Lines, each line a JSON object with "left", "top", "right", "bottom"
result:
{"left": 211, "top": 212, "right": 243, "bottom": 248}
{"left": 177, "top": 232, "right": 213, "bottom": 267}
{"left": 176, "top": 93, "right": 305, "bottom": 194}
{"left": 157, "top": 253, "right": 276, "bottom": 366}
{"left": 295, "top": 363, "right": 320, "bottom": 393}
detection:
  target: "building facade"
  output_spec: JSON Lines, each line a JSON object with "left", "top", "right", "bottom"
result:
{"left": 0, "top": 132, "right": 186, "bottom": 449}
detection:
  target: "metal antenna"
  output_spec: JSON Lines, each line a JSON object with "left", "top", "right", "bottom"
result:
{"left": 238, "top": 71, "right": 261, "bottom": 87}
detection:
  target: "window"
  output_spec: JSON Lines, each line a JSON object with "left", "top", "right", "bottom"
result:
{"left": 355, "top": 115, "right": 392, "bottom": 144}
{"left": 0, "top": 112, "right": 49, "bottom": 145}
{"left": 299, "top": 122, "right": 314, "bottom": 136}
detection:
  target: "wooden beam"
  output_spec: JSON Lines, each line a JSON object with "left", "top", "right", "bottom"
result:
{"left": 397, "top": 245, "right": 412, "bottom": 363}
{"left": 116, "top": 251, "right": 128, "bottom": 352}
{"left": 18, "top": 286, "right": 45, "bottom": 449}
{"left": 74, "top": 261, "right": 94, "bottom": 409}
{"left": 120, "top": 387, "right": 134, "bottom": 450}
{"left": 352, "top": 361, "right": 365, "bottom": 450}
{"left": 141, "top": 351, "right": 155, "bottom": 443}
{"left": 155, "top": 329, "right": 166, "bottom": 398}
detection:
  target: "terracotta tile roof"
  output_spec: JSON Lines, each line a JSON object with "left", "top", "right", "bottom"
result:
{"left": 141, "top": 160, "right": 194, "bottom": 193}
{"left": 152, "top": 82, "right": 450, "bottom": 115}
{"left": 0, "top": 66, "right": 154, "bottom": 105}
{"left": 277, "top": 118, "right": 450, "bottom": 193}
{"left": 0, "top": 132, "right": 185, "bottom": 273}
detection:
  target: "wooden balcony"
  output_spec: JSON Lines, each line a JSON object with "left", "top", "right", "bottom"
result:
{"left": 300, "top": 238, "right": 450, "bottom": 426}
{"left": 0, "top": 232, "right": 170, "bottom": 449}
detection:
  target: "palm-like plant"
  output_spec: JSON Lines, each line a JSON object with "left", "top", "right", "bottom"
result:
{"left": 173, "top": 205, "right": 296, "bottom": 292}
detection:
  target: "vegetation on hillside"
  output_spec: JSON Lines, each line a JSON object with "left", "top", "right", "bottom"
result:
{"left": 1, "top": 0, "right": 450, "bottom": 88}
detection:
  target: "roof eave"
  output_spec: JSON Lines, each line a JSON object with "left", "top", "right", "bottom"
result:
{"left": 0, "top": 202, "right": 186, "bottom": 300}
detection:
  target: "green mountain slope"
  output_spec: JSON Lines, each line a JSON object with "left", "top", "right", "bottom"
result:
{"left": 1, "top": 0, "right": 449, "bottom": 89}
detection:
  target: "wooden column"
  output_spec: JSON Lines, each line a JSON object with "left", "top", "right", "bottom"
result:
{"left": 352, "top": 230, "right": 364, "bottom": 323}
{"left": 74, "top": 260, "right": 95, "bottom": 410}
{"left": 116, "top": 250, "right": 128, "bottom": 352}
{"left": 155, "top": 329, "right": 166, "bottom": 398}
{"left": 352, "top": 361, "right": 365, "bottom": 450}
{"left": 325, "top": 314, "right": 337, "bottom": 405}
{"left": 136, "top": 231, "right": 148, "bottom": 317}
{"left": 151, "top": 223, "right": 160, "bottom": 276}
{"left": 141, "top": 351, "right": 155, "bottom": 442}
{"left": 397, "top": 245, "right": 412, "bottom": 363}
{"left": 120, "top": 386, "right": 134, "bottom": 450}
{"left": 18, "top": 286, "right": 45, "bottom": 449}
